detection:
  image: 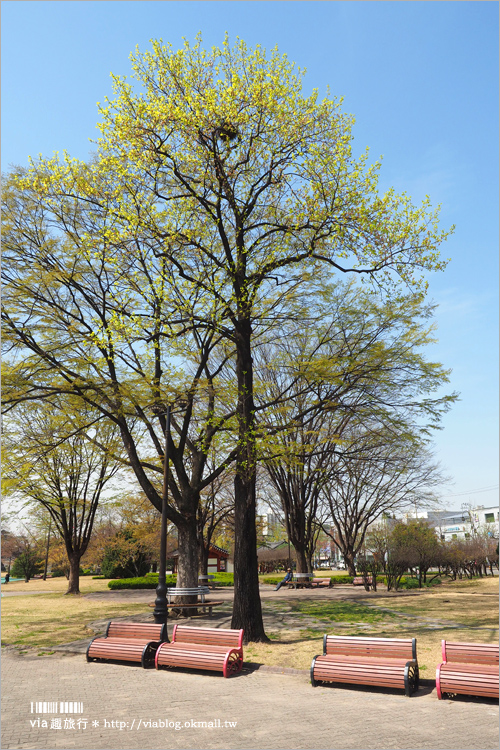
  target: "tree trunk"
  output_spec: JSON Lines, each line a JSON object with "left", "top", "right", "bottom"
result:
{"left": 231, "top": 319, "right": 268, "bottom": 642}
{"left": 294, "top": 546, "right": 308, "bottom": 575}
{"left": 66, "top": 553, "right": 81, "bottom": 595}
{"left": 199, "top": 542, "right": 210, "bottom": 577}
{"left": 232, "top": 475, "right": 267, "bottom": 641}
{"left": 174, "top": 519, "right": 199, "bottom": 614}
{"left": 343, "top": 549, "right": 357, "bottom": 577}
{"left": 176, "top": 519, "right": 199, "bottom": 588}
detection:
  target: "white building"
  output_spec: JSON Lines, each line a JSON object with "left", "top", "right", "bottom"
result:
{"left": 402, "top": 506, "right": 499, "bottom": 542}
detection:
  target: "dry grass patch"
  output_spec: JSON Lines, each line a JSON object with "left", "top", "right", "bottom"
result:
{"left": 368, "top": 576, "right": 499, "bottom": 628}
{"left": 246, "top": 624, "right": 499, "bottom": 674}
{"left": 2, "top": 577, "right": 113, "bottom": 594}
{"left": 1, "top": 594, "right": 147, "bottom": 647}
{"left": 248, "top": 577, "right": 498, "bottom": 673}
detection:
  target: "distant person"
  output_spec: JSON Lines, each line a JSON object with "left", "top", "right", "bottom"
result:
{"left": 275, "top": 568, "right": 292, "bottom": 591}
{"left": 4, "top": 573, "right": 10, "bottom": 583}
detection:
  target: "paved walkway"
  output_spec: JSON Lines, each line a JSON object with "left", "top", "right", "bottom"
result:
{"left": 1, "top": 646, "right": 498, "bottom": 750}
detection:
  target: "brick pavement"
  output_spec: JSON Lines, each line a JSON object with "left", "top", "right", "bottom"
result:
{"left": 1, "top": 647, "right": 498, "bottom": 750}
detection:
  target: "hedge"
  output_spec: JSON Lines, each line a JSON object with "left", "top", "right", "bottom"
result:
{"left": 107, "top": 571, "right": 235, "bottom": 590}
{"left": 108, "top": 574, "right": 177, "bottom": 590}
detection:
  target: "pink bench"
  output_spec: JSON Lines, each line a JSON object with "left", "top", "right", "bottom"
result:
{"left": 156, "top": 625, "right": 244, "bottom": 678}
{"left": 436, "top": 641, "right": 499, "bottom": 700}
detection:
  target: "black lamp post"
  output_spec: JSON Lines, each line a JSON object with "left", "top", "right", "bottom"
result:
{"left": 151, "top": 402, "right": 172, "bottom": 626}
{"left": 151, "top": 399, "right": 188, "bottom": 626}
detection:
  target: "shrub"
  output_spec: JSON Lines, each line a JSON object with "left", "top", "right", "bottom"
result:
{"left": 329, "top": 575, "right": 354, "bottom": 584}
{"left": 210, "top": 572, "right": 234, "bottom": 586}
{"left": 11, "top": 552, "right": 44, "bottom": 581}
{"left": 399, "top": 576, "right": 420, "bottom": 590}
{"left": 108, "top": 574, "right": 177, "bottom": 590}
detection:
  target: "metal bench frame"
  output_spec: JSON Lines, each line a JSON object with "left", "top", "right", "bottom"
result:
{"left": 86, "top": 621, "right": 168, "bottom": 668}
{"left": 436, "top": 641, "right": 499, "bottom": 700}
{"left": 166, "top": 586, "right": 210, "bottom": 602}
{"left": 155, "top": 624, "right": 244, "bottom": 678}
{"left": 311, "top": 635, "right": 419, "bottom": 697}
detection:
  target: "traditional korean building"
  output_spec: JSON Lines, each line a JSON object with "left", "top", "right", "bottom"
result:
{"left": 170, "top": 544, "right": 231, "bottom": 574}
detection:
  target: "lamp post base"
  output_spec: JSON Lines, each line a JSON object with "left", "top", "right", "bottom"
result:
{"left": 153, "top": 582, "right": 169, "bottom": 630}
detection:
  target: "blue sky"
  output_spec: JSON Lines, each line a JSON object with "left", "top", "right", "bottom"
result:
{"left": 2, "top": 1, "right": 498, "bottom": 510}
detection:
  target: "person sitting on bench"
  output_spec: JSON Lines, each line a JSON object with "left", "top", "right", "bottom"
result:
{"left": 275, "top": 568, "right": 293, "bottom": 591}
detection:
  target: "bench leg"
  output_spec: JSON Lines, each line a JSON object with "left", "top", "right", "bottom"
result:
{"left": 404, "top": 661, "right": 419, "bottom": 697}
{"left": 310, "top": 656, "right": 319, "bottom": 687}
{"left": 436, "top": 664, "right": 443, "bottom": 699}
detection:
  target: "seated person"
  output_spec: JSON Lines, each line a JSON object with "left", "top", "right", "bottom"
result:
{"left": 275, "top": 568, "right": 293, "bottom": 591}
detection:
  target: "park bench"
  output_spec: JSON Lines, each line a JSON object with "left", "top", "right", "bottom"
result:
{"left": 310, "top": 578, "right": 332, "bottom": 588}
{"left": 290, "top": 577, "right": 331, "bottom": 589}
{"left": 198, "top": 574, "right": 216, "bottom": 589}
{"left": 155, "top": 624, "right": 244, "bottom": 678}
{"left": 290, "top": 577, "right": 311, "bottom": 589}
{"left": 167, "top": 586, "right": 211, "bottom": 602}
{"left": 166, "top": 586, "right": 222, "bottom": 617}
{"left": 311, "top": 635, "right": 419, "bottom": 697}
{"left": 436, "top": 641, "right": 499, "bottom": 700}
{"left": 352, "top": 576, "right": 373, "bottom": 586}
{"left": 86, "top": 621, "right": 167, "bottom": 668}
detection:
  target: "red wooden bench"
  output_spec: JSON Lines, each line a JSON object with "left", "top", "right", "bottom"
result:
{"left": 290, "top": 577, "right": 331, "bottom": 589}
{"left": 310, "top": 578, "right": 332, "bottom": 588}
{"left": 436, "top": 641, "right": 499, "bottom": 700}
{"left": 311, "top": 635, "right": 419, "bottom": 697}
{"left": 86, "top": 621, "right": 168, "bottom": 668}
{"left": 155, "top": 625, "right": 244, "bottom": 678}
{"left": 352, "top": 576, "right": 373, "bottom": 586}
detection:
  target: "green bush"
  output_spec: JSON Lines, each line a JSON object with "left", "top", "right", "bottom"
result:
{"left": 399, "top": 576, "right": 420, "bottom": 589}
{"left": 11, "top": 553, "right": 43, "bottom": 581}
{"left": 210, "top": 572, "right": 234, "bottom": 586}
{"left": 107, "top": 571, "right": 234, "bottom": 590}
{"left": 108, "top": 574, "right": 177, "bottom": 590}
{"left": 92, "top": 575, "right": 106, "bottom": 579}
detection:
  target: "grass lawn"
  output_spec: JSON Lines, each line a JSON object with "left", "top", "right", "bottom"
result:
{"left": 2, "top": 574, "right": 497, "bottom": 676}
{"left": 246, "top": 576, "right": 499, "bottom": 674}
{"left": 1, "top": 576, "right": 113, "bottom": 595}
{"left": 1, "top": 577, "right": 147, "bottom": 648}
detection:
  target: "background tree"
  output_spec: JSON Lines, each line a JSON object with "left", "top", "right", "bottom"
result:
{"left": 322, "top": 428, "right": 444, "bottom": 576}
{"left": 197, "top": 459, "right": 234, "bottom": 575}
{"left": 1, "top": 529, "right": 20, "bottom": 575}
{"left": 10, "top": 533, "right": 44, "bottom": 582}
{"left": 3, "top": 36, "right": 452, "bottom": 639}
{"left": 258, "top": 283, "right": 454, "bottom": 576}
{"left": 389, "top": 518, "right": 441, "bottom": 587}
{"left": 2, "top": 401, "right": 123, "bottom": 594}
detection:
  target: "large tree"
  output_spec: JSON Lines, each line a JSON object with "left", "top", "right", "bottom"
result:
{"left": 3, "top": 36, "right": 452, "bottom": 639}
{"left": 2, "top": 173, "right": 240, "bottom": 595}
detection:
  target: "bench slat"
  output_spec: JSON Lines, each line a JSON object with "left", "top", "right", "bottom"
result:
{"left": 155, "top": 626, "right": 244, "bottom": 678}
{"left": 443, "top": 641, "right": 499, "bottom": 664}
{"left": 312, "top": 636, "right": 419, "bottom": 696}
{"left": 436, "top": 640, "right": 499, "bottom": 699}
